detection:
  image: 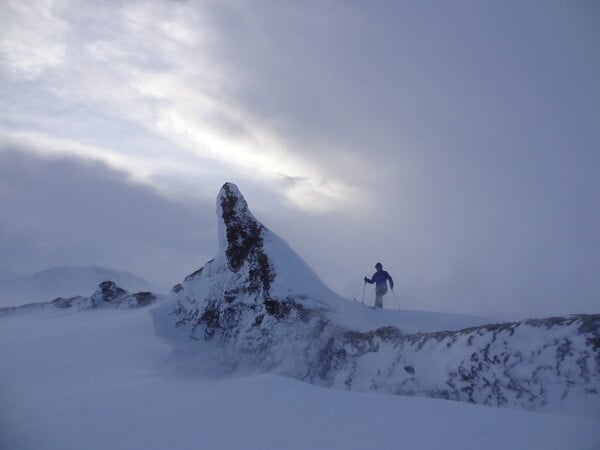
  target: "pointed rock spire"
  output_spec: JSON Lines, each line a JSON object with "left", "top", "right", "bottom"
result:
{"left": 217, "top": 183, "right": 265, "bottom": 271}
{"left": 215, "top": 183, "right": 275, "bottom": 297}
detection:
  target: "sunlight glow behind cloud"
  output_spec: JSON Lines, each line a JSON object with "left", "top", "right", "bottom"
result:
{"left": 0, "top": 0, "right": 358, "bottom": 212}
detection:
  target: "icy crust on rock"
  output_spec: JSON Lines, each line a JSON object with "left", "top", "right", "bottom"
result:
{"left": 0, "top": 281, "right": 160, "bottom": 316}
{"left": 153, "top": 183, "right": 600, "bottom": 414}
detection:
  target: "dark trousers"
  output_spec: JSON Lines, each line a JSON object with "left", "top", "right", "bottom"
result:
{"left": 375, "top": 286, "right": 387, "bottom": 308}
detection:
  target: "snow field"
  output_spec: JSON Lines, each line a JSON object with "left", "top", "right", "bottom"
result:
{"left": 1, "top": 308, "right": 598, "bottom": 450}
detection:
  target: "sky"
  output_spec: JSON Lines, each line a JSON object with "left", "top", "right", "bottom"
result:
{"left": 0, "top": 0, "right": 599, "bottom": 319}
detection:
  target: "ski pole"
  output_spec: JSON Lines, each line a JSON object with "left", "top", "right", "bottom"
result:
{"left": 361, "top": 281, "right": 366, "bottom": 304}
{"left": 392, "top": 289, "right": 400, "bottom": 310}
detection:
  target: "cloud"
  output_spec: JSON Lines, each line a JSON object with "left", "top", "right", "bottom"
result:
{"left": 0, "top": 0, "right": 67, "bottom": 79}
{"left": 0, "top": 0, "right": 360, "bottom": 212}
{"left": 0, "top": 144, "right": 215, "bottom": 287}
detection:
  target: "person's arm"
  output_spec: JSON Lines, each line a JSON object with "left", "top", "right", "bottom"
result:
{"left": 387, "top": 272, "right": 394, "bottom": 290}
{"left": 364, "top": 274, "right": 374, "bottom": 284}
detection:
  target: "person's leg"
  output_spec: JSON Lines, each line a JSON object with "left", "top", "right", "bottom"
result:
{"left": 375, "top": 287, "right": 386, "bottom": 308}
{"left": 375, "top": 292, "right": 383, "bottom": 308}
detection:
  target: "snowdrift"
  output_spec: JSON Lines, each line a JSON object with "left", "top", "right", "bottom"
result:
{"left": 152, "top": 183, "right": 600, "bottom": 414}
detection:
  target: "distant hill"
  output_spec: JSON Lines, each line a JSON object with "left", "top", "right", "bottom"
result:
{"left": 0, "top": 266, "right": 157, "bottom": 307}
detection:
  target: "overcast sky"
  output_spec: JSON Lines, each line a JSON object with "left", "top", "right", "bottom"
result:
{"left": 1, "top": 1, "right": 599, "bottom": 319}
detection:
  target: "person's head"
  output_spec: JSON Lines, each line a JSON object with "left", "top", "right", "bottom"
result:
{"left": 375, "top": 262, "right": 383, "bottom": 271}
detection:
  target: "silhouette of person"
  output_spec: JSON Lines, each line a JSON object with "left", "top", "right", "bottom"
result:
{"left": 364, "top": 262, "right": 394, "bottom": 308}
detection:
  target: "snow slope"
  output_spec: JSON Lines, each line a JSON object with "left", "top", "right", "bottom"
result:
{"left": 153, "top": 183, "right": 600, "bottom": 413}
{"left": 1, "top": 307, "right": 598, "bottom": 450}
{"left": 0, "top": 266, "right": 158, "bottom": 307}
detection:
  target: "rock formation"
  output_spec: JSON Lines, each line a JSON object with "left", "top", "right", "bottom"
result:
{"left": 0, "top": 280, "right": 158, "bottom": 316}
{"left": 152, "top": 183, "right": 600, "bottom": 413}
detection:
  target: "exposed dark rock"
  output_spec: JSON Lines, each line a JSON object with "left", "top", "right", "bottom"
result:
{"left": 263, "top": 298, "right": 293, "bottom": 319}
{"left": 219, "top": 183, "right": 274, "bottom": 296}
{"left": 199, "top": 301, "right": 220, "bottom": 339}
{"left": 0, "top": 281, "right": 161, "bottom": 315}
{"left": 51, "top": 296, "right": 82, "bottom": 309}
{"left": 132, "top": 292, "right": 155, "bottom": 307}
{"left": 96, "top": 281, "right": 127, "bottom": 302}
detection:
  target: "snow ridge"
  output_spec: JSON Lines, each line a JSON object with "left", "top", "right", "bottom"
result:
{"left": 0, "top": 281, "right": 160, "bottom": 316}
{"left": 153, "top": 183, "right": 600, "bottom": 413}
{"left": 327, "top": 314, "right": 600, "bottom": 411}
{"left": 0, "top": 265, "right": 156, "bottom": 307}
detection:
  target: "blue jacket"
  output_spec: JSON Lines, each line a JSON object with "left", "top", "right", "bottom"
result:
{"left": 365, "top": 270, "right": 394, "bottom": 290}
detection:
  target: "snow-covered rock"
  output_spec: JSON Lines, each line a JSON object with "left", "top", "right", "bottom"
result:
{"left": 0, "top": 266, "right": 157, "bottom": 307}
{"left": 153, "top": 183, "right": 600, "bottom": 413}
{"left": 0, "top": 281, "right": 160, "bottom": 316}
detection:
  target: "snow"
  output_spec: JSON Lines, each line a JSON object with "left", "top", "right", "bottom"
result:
{"left": 261, "top": 220, "right": 490, "bottom": 333}
{"left": 1, "top": 307, "right": 599, "bottom": 450}
{"left": 151, "top": 183, "right": 600, "bottom": 413}
{"left": 0, "top": 266, "right": 159, "bottom": 307}
{"left": 1, "top": 183, "right": 598, "bottom": 448}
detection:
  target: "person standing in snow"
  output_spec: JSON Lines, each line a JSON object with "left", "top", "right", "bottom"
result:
{"left": 364, "top": 262, "right": 394, "bottom": 308}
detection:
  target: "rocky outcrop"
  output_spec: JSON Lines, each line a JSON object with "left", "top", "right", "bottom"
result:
{"left": 153, "top": 183, "right": 600, "bottom": 413}
{"left": 91, "top": 280, "right": 128, "bottom": 305}
{"left": 0, "top": 281, "right": 160, "bottom": 316}
{"left": 323, "top": 314, "right": 600, "bottom": 410}
{"left": 0, "top": 266, "right": 156, "bottom": 306}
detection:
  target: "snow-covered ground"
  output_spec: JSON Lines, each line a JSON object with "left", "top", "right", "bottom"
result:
{"left": 1, "top": 306, "right": 598, "bottom": 450}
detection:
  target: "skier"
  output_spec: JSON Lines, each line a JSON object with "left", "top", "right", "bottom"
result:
{"left": 364, "top": 262, "right": 394, "bottom": 308}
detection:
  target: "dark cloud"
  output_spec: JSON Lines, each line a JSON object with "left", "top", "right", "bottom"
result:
{"left": 203, "top": 1, "right": 600, "bottom": 194}
{"left": 0, "top": 146, "right": 215, "bottom": 287}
